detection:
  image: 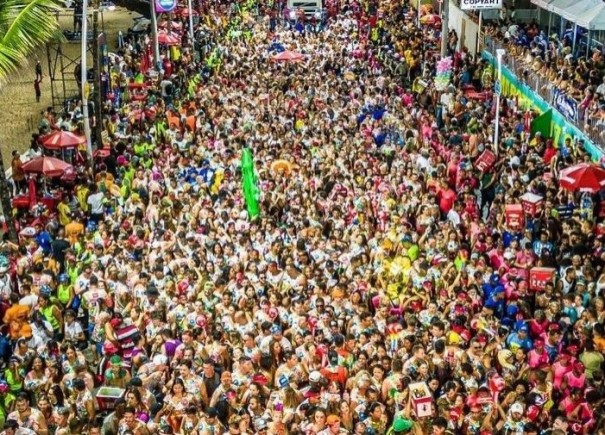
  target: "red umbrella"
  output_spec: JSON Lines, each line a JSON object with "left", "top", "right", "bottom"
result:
{"left": 157, "top": 31, "right": 181, "bottom": 46}
{"left": 22, "top": 156, "right": 73, "bottom": 178}
{"left": 559, "top": 163, "right": 605, "bottom": 193}
{"left": 41, "top": 130, "right": 85, "bottom": 150}
{"left": 158, "top": 21, "right": 183, "bottom": 30}
{"left": 272, "top": 50, "right": 304, "bottom": 62}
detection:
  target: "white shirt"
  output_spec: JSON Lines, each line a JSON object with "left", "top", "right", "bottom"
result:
{"left": 65, "top": 320, "right": 84, "bottom": 341}
{"left": 87, "top": 192, "right": 104, "bottom": 214}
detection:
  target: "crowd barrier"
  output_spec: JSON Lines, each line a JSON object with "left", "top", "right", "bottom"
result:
{"left": 482, "top": 36, "right": 605, "bottom": 160}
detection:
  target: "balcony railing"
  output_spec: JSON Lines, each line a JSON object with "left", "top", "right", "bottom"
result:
{"left": 482, "top": 35, "right": 605, "bottom": 148}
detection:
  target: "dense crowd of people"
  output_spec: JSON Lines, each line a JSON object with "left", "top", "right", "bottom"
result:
{"left": 4, "top": 0, "right": 605, "bottom": 434}
{"left": 482, "top": 9, "right": 605, "bottom": 142}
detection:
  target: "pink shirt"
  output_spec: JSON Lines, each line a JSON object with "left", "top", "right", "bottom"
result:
{"left": 552, "top": 362, "right": 572, "bottom": 390}
{"left": 528, "top": 349, "right": 549, "bottom": 368}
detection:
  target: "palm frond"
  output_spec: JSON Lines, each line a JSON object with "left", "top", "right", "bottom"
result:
{"left": 0, "top": 0, "right": 65, "bottom": 81}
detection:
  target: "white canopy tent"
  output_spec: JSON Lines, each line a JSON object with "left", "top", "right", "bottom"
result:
{"left": 544, "top": 0, "right": 577, "bottom": 16}
{"left": 531, "top": 0, "right": 605, "bottom": 54}
{"left": 575, "top": 3, "right": 605, "bottom": 30}
{"left": 530, "top": 0, "right": 555, "bottom": 10}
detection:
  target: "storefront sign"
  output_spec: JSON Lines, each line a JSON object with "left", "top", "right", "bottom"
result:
{"left": 460, "top": 0, "right": 502, "bottom": 10}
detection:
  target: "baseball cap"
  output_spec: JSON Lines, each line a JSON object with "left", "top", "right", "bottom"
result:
{"left": 326, "top": 415, "right": 340, "bottom": 425}
{"left": 270, "top": 324, "right": 282, "bottom": 334}
{"left": 510, "top": 402, "right": 524, "bottom": 414}
{"left": 309, "top": 371, "right": 322, "bottom": 383}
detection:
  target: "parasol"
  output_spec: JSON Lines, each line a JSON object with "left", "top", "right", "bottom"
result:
{"left": 559, "top": 163, "right": 605, "bottom": 193}
{"left": 41, "top": 130, "right": 85, "bottom": 150}
{"left": 22, "top": 156, "right": 73, "bottom": 178}
{"left": 157, "top": 31, "right": 181, "bottom": 46}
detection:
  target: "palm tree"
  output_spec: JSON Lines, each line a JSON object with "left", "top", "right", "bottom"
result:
{"left": 0, "top": 0, "right": 64, "bottom": 241}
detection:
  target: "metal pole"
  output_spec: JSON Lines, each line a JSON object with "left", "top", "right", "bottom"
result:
{"left": 547, "top": 12, "right": 552, "bottom": 38}
{"left": 417, "top": 0, "right": 421, "bottom": 27}
{"left": 81, "top": 0, "right": 93, "bottom": 159}
{"left": 187, "top": 0, "right": 195, "bottom": 46}
{"left": 441, "top": 0, "right": 449, "bottom": 57}
{"left": 476, "top": 10, "right": 482, "bottom": 56}
{"left": 494, "top": 49, "right": 505, "bottom": 157}
{"left": 587, "top": 29, "right": 591, "bottom": 60}
{"left": 150, "top": 0, "right": 160, "bottom": 67}
{"left": 572, "top": 23, "right": 577, "bottom": 55}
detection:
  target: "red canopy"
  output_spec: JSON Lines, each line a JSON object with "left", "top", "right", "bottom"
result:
{"left": 41, "top": 130, "right": 85, "bottom": 150}
{"left": 272, "top": 50, "right": 304, "bottom": 62}
{"left": 157, "top": 31, "right": 181, "bottom": 46}
{"left": 22, "top": 156, "right": 73, "bottom": 178}
{"left": 158, "top": 21, "right": 183, "bottom": 30}
{"left": 559, "top": 163, "right": 605, "bottom": 193}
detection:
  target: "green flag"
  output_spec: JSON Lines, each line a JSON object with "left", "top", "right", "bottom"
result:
{"left": 241, "top": 148, "right": 260, "bottom": 219}
{"left": 531, "top": 109, "right": 552, "bottom": 139}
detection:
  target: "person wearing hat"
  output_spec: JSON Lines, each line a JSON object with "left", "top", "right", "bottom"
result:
{"left": 505, "top": 324, "right": 533, "bottom": 352}
{"left": 317, "top": 414, "right": 349, "bottom": 434}
{"left": 260, "top": 323, "right": 292, "bottom": 355}
{"left": 103, "top": 355, "right": 131, "bottom": 388}
{"left": 386, "top": 414, "right": 414, "bottom": 434}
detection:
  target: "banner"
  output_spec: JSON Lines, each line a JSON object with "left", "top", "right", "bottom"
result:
{"left": 460, "top": 0, "right": 503, "bottom": 10}
{"left": 155, "top": 0, "right": 177, "bottom": 13}
{"left": 552, "top": 88, "right": 578, "bottom": 122}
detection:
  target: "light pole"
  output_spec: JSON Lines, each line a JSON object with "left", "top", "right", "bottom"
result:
{"left": 81, "top": 0, "right": 93, "bottom": 159}
{"left": 150, "top": 0, "right": 160, "bottom": 67}
{"left": 440, "top": 0, "right": 449, "bottom": 57}
{"left": 187, "top": 0, "right": 195, "bottom": 46}
{"left": 494, "top": 48, "right": 505, "bottom": 156}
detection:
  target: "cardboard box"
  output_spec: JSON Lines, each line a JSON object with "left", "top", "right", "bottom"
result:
{"left": 409, "top": 382, "right": 433, "bottom": 418}
{"left": 520, "top": 193, "right": 544, "bottom": 217}
{"left": 505, "top": 204, "right": 524, "bottom": 229}
{"left": 529, "top": 267, "right": 556, "bottom": 291}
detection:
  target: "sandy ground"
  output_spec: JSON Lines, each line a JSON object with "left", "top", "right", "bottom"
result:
{"left": 0, "top": 6, "right": 139, "bottom": 162}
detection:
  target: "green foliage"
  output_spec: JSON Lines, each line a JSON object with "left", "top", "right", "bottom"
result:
{"left": 0, "top": 0, "right": 65, "bottom": 80}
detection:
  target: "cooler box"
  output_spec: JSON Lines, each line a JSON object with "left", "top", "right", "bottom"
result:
{"left": 529, "top": 267, "right": 556, "bottom": 291}
{"left": 96, "top": 387, "right": 125, "bottom": 411}
{"left": 520, "top": 193, "right": 543, "bottom": 217}
{"left": 505, "top": 204, "right": 524, "bottom": 229}
{"left": 475, "top": 150, "right": 496, "bottom": 172}
{"left": 116, "top": 324, "right": 139, "bottom": 341}
{"left": 409, "top": 382, "right": 433, "bottom": 418}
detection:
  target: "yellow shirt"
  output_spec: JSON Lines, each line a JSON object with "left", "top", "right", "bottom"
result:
{"left": 57, "top": 202, "right": 71, "bottom": 226}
